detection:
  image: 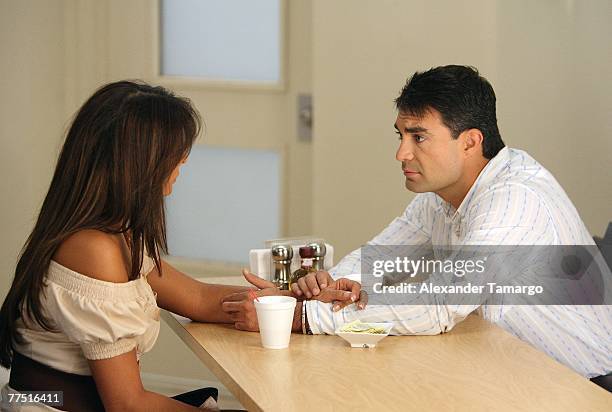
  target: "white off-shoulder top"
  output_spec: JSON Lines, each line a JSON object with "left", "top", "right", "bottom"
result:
{"left": 13, "top": 254, "right": 161, "bottom": 376}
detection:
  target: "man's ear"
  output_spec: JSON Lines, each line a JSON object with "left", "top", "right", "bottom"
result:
{"left": 462, "top": 129, "right": 484, "bottom": 155}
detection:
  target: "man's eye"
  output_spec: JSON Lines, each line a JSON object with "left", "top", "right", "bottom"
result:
{"left": 414, "top": 135, "right": 426, "bottom": 143}
{"left": 395, "top": 131, "right": 402, "bottom": 141}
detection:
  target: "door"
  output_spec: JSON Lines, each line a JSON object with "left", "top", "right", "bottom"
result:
{"left": 65, "top": 0, "right": 314, "bottom": 270}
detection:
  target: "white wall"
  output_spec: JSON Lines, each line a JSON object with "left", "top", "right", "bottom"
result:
{"left": 312, "top": 0, "right": 499, "bottom": 256}
{"left": 0, "top": 0, "right": 66, "bottom": 300}
{"left": 312, "top": 0, "right": 612, "bottom": 257}
{"left": 494, "top": 0, "right": 612, "bottom": 238}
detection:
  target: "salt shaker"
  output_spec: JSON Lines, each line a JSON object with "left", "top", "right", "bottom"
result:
{"left": 271, "top": 245, "right": 293, "bottom": 290}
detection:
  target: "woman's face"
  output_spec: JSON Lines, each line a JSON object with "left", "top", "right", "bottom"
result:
{"left": 163, "top": 157, "right": 188, "bottom": 196}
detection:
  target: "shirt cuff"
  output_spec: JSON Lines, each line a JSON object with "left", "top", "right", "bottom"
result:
{"left": 305, "top": 300, "right": 340, "bottom": 335}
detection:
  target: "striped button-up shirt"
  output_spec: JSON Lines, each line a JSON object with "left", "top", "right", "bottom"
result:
{"left": 305, "top": 147, "right": 611, "bottom": 377}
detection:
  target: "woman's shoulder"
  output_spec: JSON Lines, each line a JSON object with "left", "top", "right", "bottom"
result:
{"left": 53, "top": 229, "right": 130, "bottom": 284}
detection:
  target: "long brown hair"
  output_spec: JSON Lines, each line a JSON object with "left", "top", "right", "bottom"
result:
{"left": 0, "top": 80, "right": 201, "bottom": 368}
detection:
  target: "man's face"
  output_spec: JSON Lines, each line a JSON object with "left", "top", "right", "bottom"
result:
{"left": 394, "top": 109, "right": 464, "bottom": 195}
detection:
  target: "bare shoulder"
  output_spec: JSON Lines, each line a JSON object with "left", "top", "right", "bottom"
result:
{"left": 53, "top": 229, "right": 129, "bottom": 283}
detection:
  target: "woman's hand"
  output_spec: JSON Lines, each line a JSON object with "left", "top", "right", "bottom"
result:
{"left": 220, "top": 270, "right": 282, "bottom": 331}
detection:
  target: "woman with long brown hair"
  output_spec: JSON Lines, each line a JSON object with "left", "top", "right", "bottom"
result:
{"left": 0, "top": 80, "right": 267, "bottom": 411}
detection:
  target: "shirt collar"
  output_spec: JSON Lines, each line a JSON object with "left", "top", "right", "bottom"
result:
{"left": 439, "top": 147, "right": 511, "bottom": 220}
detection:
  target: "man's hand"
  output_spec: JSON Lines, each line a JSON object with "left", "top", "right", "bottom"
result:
{"left": 291, "top": 271, "right": 368, "bottom": 312}
{"left": 291, "top": 270, "right": 334, "bottom": 298}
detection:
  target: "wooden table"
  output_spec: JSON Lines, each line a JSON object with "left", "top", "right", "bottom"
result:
{"left": 162, "top": 277, "right": 612, "bottom": 412}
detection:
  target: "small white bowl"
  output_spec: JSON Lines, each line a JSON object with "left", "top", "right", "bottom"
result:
{"left": 335, "top": 322, "right": 393, "bottom": 348}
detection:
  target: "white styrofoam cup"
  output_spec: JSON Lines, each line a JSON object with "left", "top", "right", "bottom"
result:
{"left": 254, "top": 296, "right": 297, "bottom": 349}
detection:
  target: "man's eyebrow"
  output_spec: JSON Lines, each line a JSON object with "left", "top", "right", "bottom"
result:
{"left": 394, "top": 124, "right": 431, "bottom": 135}
{"left": 405, "top": 126, "right": 430, "bottom": 134}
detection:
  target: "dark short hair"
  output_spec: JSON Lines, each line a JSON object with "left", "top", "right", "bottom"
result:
{"left": 395, "top": 65, "right": 505, "bottom": 159}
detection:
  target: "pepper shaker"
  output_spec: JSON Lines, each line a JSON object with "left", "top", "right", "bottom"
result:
{"left": 307, "top": 242, "right": 327, "bottom": 271}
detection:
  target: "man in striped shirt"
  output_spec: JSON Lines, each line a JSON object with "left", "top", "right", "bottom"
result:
{"left": 294, "top": 65, "right": 611, "bottom": 385}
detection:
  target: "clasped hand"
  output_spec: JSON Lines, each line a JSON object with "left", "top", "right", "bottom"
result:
{"left": 220, "top": 269, "right": 368, "bottom": 331}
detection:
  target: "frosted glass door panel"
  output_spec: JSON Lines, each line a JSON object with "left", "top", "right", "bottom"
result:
{"left": 165, "top": 146, "right": 280, "bottom": 263}
{"left": 160, "top": 0, "right": 281, "bottom": 82}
